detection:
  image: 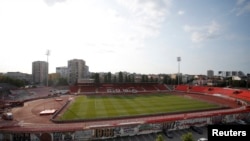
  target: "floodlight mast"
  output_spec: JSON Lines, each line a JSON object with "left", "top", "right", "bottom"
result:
{"left": 46, "top": 50, "right": 50, "bottom": 87}
{"left": 177, "top": 57, "right": 181, "bottom": 85}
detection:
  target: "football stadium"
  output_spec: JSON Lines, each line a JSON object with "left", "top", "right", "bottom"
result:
{"left": 1, "top": 83, "right": 250, "bottom": 141}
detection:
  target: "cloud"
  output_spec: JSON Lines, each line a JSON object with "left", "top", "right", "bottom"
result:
{"left": 183, "top": 21, "right": 221, "bottom": 43}
{"left": 236, "top": 2, "right": 250, "bottom": 16}
{"left": 116, "top": 0, "right": 172, "bottom": 39}
{"left": 40, "top": 0, "right": 172, "bottom": 50}
{"left": 236, "top": 0, "right": 245, "bottom": 5}
{"left": 225, "top": 34, "right": 250, "bottom": 41}
{"left": 178, "top": 10, "right": 185, "bottom": 15}
{"left": 43, "top": 0, "right": 67, "bottom": 6}
{"left": 232, "top": 0, "right": 250, "bottom": 16}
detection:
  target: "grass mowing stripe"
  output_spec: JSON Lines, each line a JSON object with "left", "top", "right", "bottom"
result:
{"left": 77, "top": 96, "right": 89, "bottom": 118}
{"left": 85, "top": 96, "right": 96, "bottom": 118}
{"left": 103, "top": 96, "right": 121, "bottom": 117}
{"left": 95, "top": 97, "right": 108, "bottom": 118}
{"left": 121, "top": 96, "right": 141, "bottom": 115}
{"left": 59, "top": 94, "right": 220, "bottom": 120}
{"left": 101, "top": 97, "right": 115, "bottom": 117}
{"left": 131, "top": 95, "right": 156, "bottom": 114}
{"left": 106, "top": 96, "right": 128, "bottom": 117}
{"left": 61, "top": 96, "right": 87, "bottom": 120}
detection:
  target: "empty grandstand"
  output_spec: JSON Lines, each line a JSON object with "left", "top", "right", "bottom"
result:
{"left": 70, "top": 82, "right": 169, "bottom": 95}
{"left": 1, "top": 83, "right": 250, "bottom": 141}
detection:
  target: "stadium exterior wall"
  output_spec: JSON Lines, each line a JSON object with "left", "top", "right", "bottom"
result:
{"left": 1, "top": 111, "right": 250, "bottom": 141}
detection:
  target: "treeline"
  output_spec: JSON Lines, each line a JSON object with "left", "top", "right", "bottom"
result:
{"left": 91, "top": 72, "right": 169, "bottom": 84}
{"left": 0, "top": 75, "right": 25, "bottom": 87}
{"left": 91, "top": 72, "right": 136, "bottom": 84}
{"left": 217, "top": 79, "right": 249, "bottom": 88}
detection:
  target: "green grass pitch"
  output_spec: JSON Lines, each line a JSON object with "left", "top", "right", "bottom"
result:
{"left": 59, "top": 94, "right": 220, "bottom": 120}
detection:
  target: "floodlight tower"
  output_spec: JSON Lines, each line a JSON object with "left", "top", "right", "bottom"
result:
{"left": 46, "top": 50, "right": 50, "bottom": 87}
{"left": 177, "top": 57, "right": 181, "bottom": 85}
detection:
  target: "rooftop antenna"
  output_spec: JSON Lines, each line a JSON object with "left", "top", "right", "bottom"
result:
{"left": 46, "top": 50, "right": 50, "bottom": 87}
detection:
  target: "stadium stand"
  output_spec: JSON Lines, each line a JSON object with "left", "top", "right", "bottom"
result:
{"left": 182, "top": 86, "right": 250, "bottom": 102}
{"left": 154, "top": 84, "right": 168, "bottom": 91}
{"left": 1, "top": 83, "right": 250, "bottom": 141}
{"left": 69, "top": 83, "right": 250, "bottom": 103}
{"left": 79, "top": 86, "right": 96, "bottom": 93}
{"left": 69, "top": 83, "right": 170, "bottom": 94}
{"left": 175, "top": 85, "right": 189, "bottom": 92}
{"left": 69, "top": 86, "right": 78, "bottom": 94}
{"left": 189, "top": 86, "right": 207, "bottom": 93}
{"left": 97, "top": 87, "right": 108, "bottom": 93}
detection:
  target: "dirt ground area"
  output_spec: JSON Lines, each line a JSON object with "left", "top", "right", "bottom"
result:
{"left": 11, "top": 95, "right": 71, "bottom": 124}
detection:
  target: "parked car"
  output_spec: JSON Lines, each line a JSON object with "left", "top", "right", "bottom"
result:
{"left": 197, "top": 137, "right": 208, "bottom": 141}
{"left": 190, "top": 126, "right": 203, "bottom": 134}
{"left": 235, "top": 119, "right": 247, "bottom": 125}
{"left": 242, "top": 118, "right": 250, "bottom": 124}
{"left": 2, "top": 112, "right": 13, "bottom": 120}
{"left": 163, "top": 129, "right": 174, "bottom": 138}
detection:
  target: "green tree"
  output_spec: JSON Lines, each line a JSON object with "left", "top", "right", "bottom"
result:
{"left": 107, "top": 72, "right": 112, "bottom": 83}
{"left": 113, "top": 76, "right": 117, "bottom": 83}
{"left": 94, "top": 73, "right": 100, "bottom": 84}
{"left": 0, "top": 75, "right": 25, "bottom": 87}
{"left": 150, "top": 77, "right": 154, "bottom": 82}
{"left": 141, "top": 75, "right": 148, "bottom": 83}
{"left": 104, "top": 74, "right": 108, "bottom": 83}
{"left": 57, "top": 78, "right": 68, "bottom": 86}
{"left": 172, "top": 78, "right": 176, "bottom": 85}
{"left": 155, "top": 78, "right": 159, "bottom": 83}
{"left": 48, "top": 79, "right": 53, "bottom": 86}
{"left": 118, "top": 72, "right": 123, "bottom": 83}
{"left": 155, "top": 134, "right": 164, "bottom": 141}
{"left": 128, "top": 75, "right": 131, "bottom": 82}
{"left": 141, "top": 75, "right": 145, "bottom": 82}
{"left": 181, "top": 132, "right": 194, "bottom": 141}
{"left": 131, "top": 74, "right": 135, "bottom": 83}
{"left": 125, "top": 74, "right": 128, "bottom": 83}
{"left": 145, "top": 75, "right": 148, "bottom": 82}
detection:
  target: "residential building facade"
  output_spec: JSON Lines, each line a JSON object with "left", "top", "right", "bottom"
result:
{"left": 5, "top": 72, "right": 32, "bottom": 83}
{"left": 32, "top": 61, "right": 48, "bottom": 85}
{"left": 207, "top": 70, "right": 214, "bottom": 78}
{"left": 67, "top": 59, "right": 87, "bottom": 85}
{"left": 56, "top": 67, "right": 68, "bottom": 79}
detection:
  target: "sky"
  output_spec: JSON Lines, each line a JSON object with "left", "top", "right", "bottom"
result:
{"left": 0, "top": 0, "right": 249, "bottom": 75}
